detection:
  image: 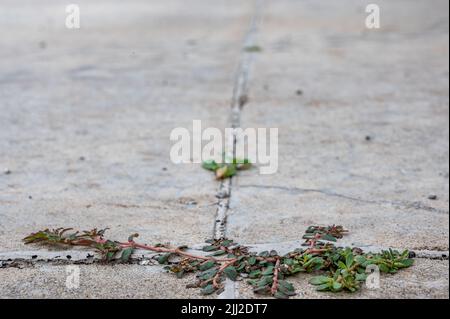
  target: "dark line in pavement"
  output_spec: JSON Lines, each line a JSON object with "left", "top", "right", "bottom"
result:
{"left": 213, "top": 0, "right": 264, "bottom": 241}
{"left": 238, "top": 184, "right": 449, "bottom": 215}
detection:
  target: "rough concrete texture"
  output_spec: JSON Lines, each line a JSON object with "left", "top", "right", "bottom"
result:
{"left": 0, "top": 0, "right": 252, "bottom": 250}
{"left": 0, "top": 0, "right": 449, "bottom": 298}
{"left": 0, "top": 264, "right": 213, "bottom": 299}
{"left": 228, "top": 0, "right": 449, "bottom": 250}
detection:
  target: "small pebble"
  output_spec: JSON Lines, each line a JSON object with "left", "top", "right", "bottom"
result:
{"left": 428, "top": 195, "right": 438, "bottom": 200}
{"left": 365, "top": 135, "right": 372, "bottom": 141}
{"left": 296, "top": 89, "right": 303, "bottom": 96}
{"left": 4, "top": 169, "right": 11, "bottom": 175}
{"left": 79, "top": 156, "right": 85, "bottom": 161}
{"left": 28, "top": 195, "right": 33, "bottom": 199}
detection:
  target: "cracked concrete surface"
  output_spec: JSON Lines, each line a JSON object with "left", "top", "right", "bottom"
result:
{"left": 0, "top": 0, "right": 449, "bottom": 299}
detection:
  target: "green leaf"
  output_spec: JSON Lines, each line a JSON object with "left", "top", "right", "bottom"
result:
{"left": 199, "top": 260, "right": 216, "bottom": 271}
{"left": 309, "top": 276, "right": 330, "bottom": 285}
{"left": 321, "top": 234, "right": 337, "bottom": 242}
{"left": 284, "top": 258, "right": 294, "bottom": 266}
{"left": 199, "top": 268, "right": 218, "bottom": 281}
{"left": 236, "top": 262, "right": 246, "bottom": 271}
{"left": 355, "top": 255, "right": 367, "bottom": 265}
{"left": 158, "top": 253, "right": 171, "bottom": 264}
{"left": 208, "top": 250, "right": 227, "bottom": 257}
{"left": 279, "top": 280, "right": 295, "bottom": 292}
{"left": 224, "top": 165, "right": 237, "bottom": 178}
{"left": 303, "top": 257, "right": 324, "bottom": 271}
{"left": 224, "top": 266, "right": 238, "bottom": 281}
{"left": 261, "top": 266, "right": 275, "bottom": 276}
{"left": 106, "top": 251, "right": 116, "bottom": 261}
{"left": 249, "top": 270, "right": 262, "bottom": 278}
{"left": 355, "top": 273, "right": 367, "bottom": 281}
{"left": 346, "top": 254, "right": 354, "bottom": 268}
{"left": 338, "top": 261, "right": 347, "bottom": 270}
{"left": 248, "top": 256, "right": 257, "bottom": 265}
{"left": 316, "top": 283, "right": 331, "bottom": 291}
{"left": 201, "top": 284, "right": 216, "bottom": 295}
{"left": 332, "top": 281, "right": 343, "bottom": 291}
{"left": 221, "top": 240, "right": 233, "bottom": 247}
{"left": 379, "top": 264, "right": 390, "bottom": 273}
{"left": 244, "top": 45, "right": 262, "bottom": 53}
{"left": 202, "top": 160, "right": 220, "bottom": 171}
{"left": 257, "top": 276, "right": 273, "bottom": 287}
{"left": 121, "top": 248, "right": 134, "bottom": 262}
{"left": 202, "top": 245, "right": 218, "bottom": 252}
{"left": 400, "top": 259, "right": 414, "bottom": 267}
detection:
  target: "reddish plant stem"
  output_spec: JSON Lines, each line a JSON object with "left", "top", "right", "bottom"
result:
{"left": 306, "top": 248, "right": 328, "bottom": 254}
{"left": 213, "top": 259, "right": 238, "bottom": 289}
{"left": 271, "top": 258, "right": 281, "bottom": 295}
{"left": 121, "top": 242, "right": 235, "bottom": 262}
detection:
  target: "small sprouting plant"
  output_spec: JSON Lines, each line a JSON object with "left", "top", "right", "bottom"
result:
{"left": 23, "top": 225, "right": 414, "bottom": 299}
{"left": 202, "top": 157, "right": 252, "bottom": 179}
{"left": 244, "top": 45, "right": 263, "bottom": 53}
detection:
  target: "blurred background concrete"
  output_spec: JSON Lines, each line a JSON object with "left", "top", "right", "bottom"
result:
{"left": 0, "top": 0, "right": 448, "bottom": 298}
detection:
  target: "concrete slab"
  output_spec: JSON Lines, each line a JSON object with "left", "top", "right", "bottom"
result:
{"left": 228, "top": 0, "right": 449, "bottom": 250}
{"left": 0, "top": 264, "right": 212, "bottom": 299}
{"left": 0, "top": 0, "right": 253, "bottom": 251}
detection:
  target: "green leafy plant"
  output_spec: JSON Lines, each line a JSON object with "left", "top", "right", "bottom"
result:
{"left": 202, "top": 157, "right": 252, "bottom": 179}
{"left": 244, "top": 45, "right": 263, "bottom": 53}
{"left": 23, "top": 225, "right": 414, "bottom": 298}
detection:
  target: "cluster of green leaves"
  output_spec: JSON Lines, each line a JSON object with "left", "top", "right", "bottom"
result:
{"left": 302, "top": 225, "right": 348, "bottom": 243}
{"left": 308, "top": 248, "right": 414, "bottom": 292}
{"left": 202, "top": 158, "right": 251, "bottom": 179}
{"left": 244, "top": 45, "right": 263, "bottom": 53}
{"left": 162, "top": 225, "right": 413, "bottom": 298}
{"left": 24, "top": 225, "right": 414, "bottom": 299}
{"left": 160, "top": 226, "right": 414, "bottom": 298}
{"left": 159, "top": 238, "right": 250, "bottom": 295}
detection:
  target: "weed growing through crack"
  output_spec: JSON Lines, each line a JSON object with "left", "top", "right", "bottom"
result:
{"left": 244, "top": 45, "right": 263, "bottom": 53}
{"left": 202, "top": 158, "right": 252, "bottom": 179}
{"left": 23, "top": 225, "right": 414, "bottom": 298}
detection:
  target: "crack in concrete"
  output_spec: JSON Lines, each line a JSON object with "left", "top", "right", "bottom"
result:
{"left": 238, "top": 184, "right": 449, "bottom": 215}
{"left": 1, "top": 242, "right": 447, "bottom": 270}
{"left": 210, "top": 0, "right": 265, "bottom": 299}
{"left": 213, "top": 0, "right": 264, "bottom": 241}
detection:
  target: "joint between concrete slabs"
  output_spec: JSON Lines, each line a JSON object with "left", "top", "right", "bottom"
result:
{"left": 212, "top": 0, "right": 264, "bottom": 243}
